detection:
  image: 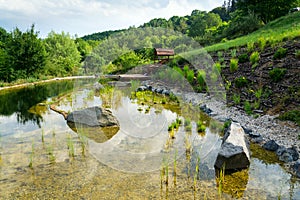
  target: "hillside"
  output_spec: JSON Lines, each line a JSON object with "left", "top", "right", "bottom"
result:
{"left": 205, "top": 11, "right": 300, "bottom": 52}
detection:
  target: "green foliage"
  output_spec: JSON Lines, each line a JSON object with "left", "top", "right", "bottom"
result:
{"left": 247, "top": 42, "right": 255, "bottom": 53}
{"left": 223, "top": 10, "right": 263, "bottom": 40}
{"left": 278, "top": 110, "right": 300, "bottom": 126}
{"left": 236, "top": 0, "right": 299, "bottom": 23}
{"left": 235, "top": 76, "right": 248, "bottom": 88}
{"left": 269, "top": 68, "right": 287, "bottom": 82}
{"left": 197, "top": 70, "right": 206, "bottom": 85}
{"left": 258, "top": 37, "right": 267, "bottom": 50}
{"left": 255, "top": 88, "right": 263, "bottom": 99}
{"left": 238, "top": 53, "right": 249, "bottom": 63}
{"left": 274, "top": 47, "right": 287, "bottom": 59}
{"left": 230, "top": 49, "right": 237, "bottom": 58}
{"left": 197, "top": 120, "right": 206, "bottom": 132}
{"left": 233, "top": 94, "right": 241, "bottom": 104}
{"left": 244, "top": 101, "right": 252, "bottom": 115}
{"left": 205, "top": 12, "right": 300, "bottom": 52}
{"left": 250, "top": 51, "right": 260, "bottom": 68}
{"left": 186, "top": 69, "right": 195, "bottom": 84}
{"left": 230, "top": 58, "right": 239, "bottom": 72}
{"left": 214, "top": 62, "right": 222, "bottom": 73}
{"left": 44, "top": 31, "right": 81, "bottom": 76}
{"left": 3, "top": 25, "right": 46, "bottom": 81}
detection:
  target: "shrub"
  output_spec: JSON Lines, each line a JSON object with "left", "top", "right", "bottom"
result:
{"left": 250, "top": 51, "right": 260, "bottom": 66}
{"left": 231, "top": 49, "right": 237, "bottom": 58}
{"left": 238, "top": 53, "right": 249, "bottom": 63}
{"left": 186, "top": 69, "right": 194, "bottom": 84}
{"left": 234, "top": 76, "right": 248, "bottom": 88}
{"left": 232, "top": 94, "right": 241, "bottom": 104}
{"left": 274, "top": 47, "right": 287, "bottom": 59}
{"left": 244, "top": 101, "right": 252, "bottom": 115}
{"left": 197, "top": 70, "right": 206, "bottom": 86}
{"left": 247, "top": 42, "right": 254, "bottom": 52}
{"left": 230, "top": 58, "right": 239, "bottom": 72}
{"left": 258, "top": 37, "right": 266, "bottom": 50}
{"left": 269, "top": 68, "right": 287, "bottom": 82}
{"left": 214, "top": 62, "right": 222, "bottom": 73}
{"left": 278, "top": 110, "right": 300, "bottom": 126}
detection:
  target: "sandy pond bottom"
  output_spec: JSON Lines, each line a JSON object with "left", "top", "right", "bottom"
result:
{"left": 0, "top": 80, "right": 300, "bottom": 199}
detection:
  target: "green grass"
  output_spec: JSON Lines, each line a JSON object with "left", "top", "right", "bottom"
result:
{"left": 203, "top": 12, "right": 300, "bottom": 52}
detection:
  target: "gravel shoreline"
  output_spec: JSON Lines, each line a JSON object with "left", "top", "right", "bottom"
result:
{"left": 181, "top": 92, "right": 300, "bottom": 176}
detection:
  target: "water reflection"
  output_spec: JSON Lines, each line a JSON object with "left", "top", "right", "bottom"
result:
{"left": 0, "top": 80, "right": 91, "bottom": 127}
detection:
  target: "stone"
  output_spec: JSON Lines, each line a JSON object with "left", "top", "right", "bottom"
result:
{"left": 214, "top": 122, "right": 250, "bottom": 170}
{"left": 137, "top": 86, "right": 147, "bottom": 91}
{"left": 263, "top": 140, "right": 279, "bottom": 151}
{"left": 199, "top": 104, "right": 213, "bottom": 115}
{"left": 292, "top": 162, "right": 300, "bottom": 178}
{"left": 93, "top": 82, "right": 104, "bottom": 91}
{"left": 66, "top": 106, "right": 119, "bottom": 127}
{"left": 277, "top": 146, "right": 299, "bottom": 162}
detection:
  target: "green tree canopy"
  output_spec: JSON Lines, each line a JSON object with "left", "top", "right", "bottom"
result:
{"left": 44, "top": 31, "right": 81, "bottom": 76}
{"left": 5, "top": 25, "right": 46, "bottom": 80}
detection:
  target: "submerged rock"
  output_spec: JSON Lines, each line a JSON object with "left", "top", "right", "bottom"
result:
{"left": 214, "top": 122, "right": 250, "bottom": 170}
{"left": 66, "top": 106, "right": 119, "bottom": 127}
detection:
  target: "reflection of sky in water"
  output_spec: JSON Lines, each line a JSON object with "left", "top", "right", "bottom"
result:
{"left": 247, "top": 158, "right": 300, "bottom": 199}
{"left": 0, "top": 84, "right": 300, "bottom": 199}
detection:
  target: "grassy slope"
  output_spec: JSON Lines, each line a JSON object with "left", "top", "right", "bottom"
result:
{"left": 204, "top": 11, "right": 300, "bottom": 52}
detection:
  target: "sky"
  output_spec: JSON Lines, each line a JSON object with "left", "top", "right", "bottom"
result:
{"left": 0, "top": 0, "right": 224, "bottom": 38}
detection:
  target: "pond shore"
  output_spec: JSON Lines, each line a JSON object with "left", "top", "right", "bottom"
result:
{"left": 0, "top": 76, "right": 96, "bottom": 91}
{"left": 181, "top": 92, "right": 300, "bottom": 175}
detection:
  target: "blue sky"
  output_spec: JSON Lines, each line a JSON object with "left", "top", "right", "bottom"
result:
{"left": 0, "top": 0, "right": 224, "bottom": 38}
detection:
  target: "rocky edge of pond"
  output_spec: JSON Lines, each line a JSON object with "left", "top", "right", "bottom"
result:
{"left": 137, "top": 81, "right": 300, "bottom": 178}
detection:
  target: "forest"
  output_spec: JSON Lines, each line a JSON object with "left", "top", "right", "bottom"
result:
{"left": 0, "top": 0, "right": 299, "bottom": 83}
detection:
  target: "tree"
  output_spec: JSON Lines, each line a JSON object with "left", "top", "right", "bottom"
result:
{"left": 189, "top": 12, "right": 222, "bottom": 38}
{"left": 211, "top": 7, "right": 230, "bottom": 21}
{"left": 5, "top": 25, "right": 46, "bottom": 80}
{"left": 236, "top": 0, "right": 299, "bottom": 23}
{"left": 44, "top": 31, "right": 81, "bottom": 76}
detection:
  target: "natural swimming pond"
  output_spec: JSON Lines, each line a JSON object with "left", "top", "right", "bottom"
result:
{"left": 0, "top": 79, "right": 299, "bottom": 199}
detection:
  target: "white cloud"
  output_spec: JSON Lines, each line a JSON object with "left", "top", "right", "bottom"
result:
{"left": 0, "top": 0, "right": 224, "bottom": 37}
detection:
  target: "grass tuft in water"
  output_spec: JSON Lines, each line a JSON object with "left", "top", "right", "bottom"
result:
{"left": 28, "top": 140, "right": 34, "bottom": 169}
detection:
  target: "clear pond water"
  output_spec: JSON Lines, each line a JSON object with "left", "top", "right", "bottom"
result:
{"left": 0, "top": 79, "right": 299, "bottom": 199}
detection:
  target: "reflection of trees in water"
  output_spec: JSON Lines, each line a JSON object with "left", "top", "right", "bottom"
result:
{"left": 0, "top": 80, "right": 79, "bottom": 126}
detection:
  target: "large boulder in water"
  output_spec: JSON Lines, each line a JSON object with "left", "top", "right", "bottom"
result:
{"left": 214, "top": 122, "right": 250, "bottom": 170}
{"left": 66, "top": 106, "right": 119, "bottom": 127}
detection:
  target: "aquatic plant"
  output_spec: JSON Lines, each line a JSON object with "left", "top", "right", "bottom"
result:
{"left": 217, "top": 164, "right": 226, "bottom": 198}
{"left": 41, "top": 128, "right": 45, "bottom": 143}
{"left": 193, "top": 156, "right": 200, "bottom": 191}
{"left": 28, "top": 141, "right": 34, "bottom": 169}
{"left": 67, "top": 134, "right": 75, "bottom": 158}
{"left": 47, "top": 146, "right": 56, "bottom": 164}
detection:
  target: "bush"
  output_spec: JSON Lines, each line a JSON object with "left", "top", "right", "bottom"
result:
{"left": 214, "top": 62, "right": 222, "bottom": 73}
{"left": 269, "top": 68, "right": 287, "bottom": 82}
{"left": 250, "top": 51, "right": 260, "bottom": 65}
{"left": 238, "top": 53, "right": 249, "bottom": 63}
{"left": 278, "top": 110, "right": 300, "bottom": 126}
{"left": 233, "top": 94, "right": 241, "bottom": 104}
{"left": 197, "top": 70, "right": 206, "bottom": 85}
{"left": 234, "top": 76, "right": 248, "bottom": 88}
{"left": 244, "top": 101, "right": 252, "bottom": 115}
{"left": 273, "top": 47, "right": 287, "bottom": 59}
{"left": 186, "top": 69, "right": 194, "bottom": 84}
{"left": 230, "top": 58, "right": 239, "bottom": 72}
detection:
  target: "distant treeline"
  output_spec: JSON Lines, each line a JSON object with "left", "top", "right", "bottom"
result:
{"left": 82, "top": 0, "right": 300, "bottom": 46}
